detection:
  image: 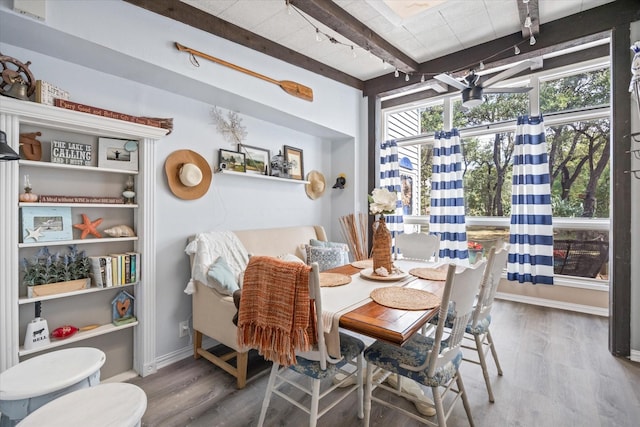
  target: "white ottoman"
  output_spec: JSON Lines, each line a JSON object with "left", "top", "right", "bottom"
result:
{"left": 16, "top": 383, "right": 147, "bottom": 427}
{"left": 0, "top": 347, "right": 106, "bottom": 426}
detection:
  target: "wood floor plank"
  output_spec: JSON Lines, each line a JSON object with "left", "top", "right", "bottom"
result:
{"left": 128, "top": 301, "right": 640, "bottom": 426}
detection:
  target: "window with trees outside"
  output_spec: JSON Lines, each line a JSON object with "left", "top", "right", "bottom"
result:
{"left": 386, "top": 56, "right": 610, "bottom": 284}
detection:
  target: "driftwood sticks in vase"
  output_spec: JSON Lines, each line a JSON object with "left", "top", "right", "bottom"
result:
{"left": 174, "top": 42, "right": 313, "bottom": 102}
{"left": 339, "top": 213, "right": 368, "bottom": 261}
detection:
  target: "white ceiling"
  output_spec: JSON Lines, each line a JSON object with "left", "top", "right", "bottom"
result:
{"left": 180, "top": 0, "right": 614, "bottom": 81}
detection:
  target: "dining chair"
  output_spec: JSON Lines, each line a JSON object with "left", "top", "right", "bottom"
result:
{"left": 461, "top": 241, "right": 509, "bottom": 403}
{"left": 395, "top": 232, "right": 440, "bottom": 262}
{"left": 363, "top": 260, "right": 487, "bottom": 427}
{"left": 254, "top": 261, "right": 365, "bottom": 427}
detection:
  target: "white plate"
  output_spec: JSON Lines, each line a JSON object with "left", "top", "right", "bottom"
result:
{"left": 359, "top": 268, "right": 409, "bottom": 282}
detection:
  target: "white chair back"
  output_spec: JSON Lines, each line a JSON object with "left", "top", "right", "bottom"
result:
{"left": 471, "top": 242, "right": 509, "bottom": 327}
{"left": 395, "top": 233, "right": 440, "bottom": 262}
{"left": 425, "top": 260, "right": 486, "bottom": 377}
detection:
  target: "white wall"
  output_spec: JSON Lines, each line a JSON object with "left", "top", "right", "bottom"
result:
{"left": 0, "top": 0, "right": 366, "bottom": 367}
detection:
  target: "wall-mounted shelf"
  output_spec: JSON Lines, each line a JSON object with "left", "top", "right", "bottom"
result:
{"left": 19, "top": 283, "right": 136, "bottom": 305}
{"left": 19, "top": 237, "right": 138, "bottom": 248}
{"left": 20, "top": 160, "right": 139, "bottom": 175}
{"left": 20, "top": 203, "right": 137, "bottom": 209}
{"left": 216, "top": 169, "right": 310, "bottom": 184}
{"left": 18, "top": 321, "right": 139, "bottom": 356}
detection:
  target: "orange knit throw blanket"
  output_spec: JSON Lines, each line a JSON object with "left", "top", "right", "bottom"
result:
{"left": 237, "top": 256, "right": 316, "bottom": 366}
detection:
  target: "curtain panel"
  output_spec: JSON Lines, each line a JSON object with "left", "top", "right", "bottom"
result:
{"left": 429, "top": 129, "right": 468, "bottom": 264}
{"left": 507, "top": 115, "right": 554, "bottom": 284}
{"left": 380, "top": 140, "right": 403, "bottom": 252}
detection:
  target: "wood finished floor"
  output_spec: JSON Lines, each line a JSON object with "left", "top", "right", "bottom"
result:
{"left": 128, "top": 301, "right": 640, "bottom": 426}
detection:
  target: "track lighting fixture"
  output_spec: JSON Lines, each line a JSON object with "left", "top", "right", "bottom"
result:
{"left": 394, "top": 68, "right": 399, "bottom": 78}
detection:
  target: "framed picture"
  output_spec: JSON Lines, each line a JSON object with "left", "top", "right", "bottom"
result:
{"left": 98, "top": 137, "right": 139, "bottom": 171}
{"left": 219, "top": 149, "right": 246, "bottom": 172}
{"left": 284, "top": 145, "right": 304, "bottom": 180}
{"left": 21, "top": 206, "right": 73, "bottom": 243}
{"left": 238, "top": 144, "right": 270, "bottom": 175}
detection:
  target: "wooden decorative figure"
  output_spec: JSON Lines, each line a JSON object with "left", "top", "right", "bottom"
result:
{"left": 111, "top": 290, "right": 136, "bottom": 326}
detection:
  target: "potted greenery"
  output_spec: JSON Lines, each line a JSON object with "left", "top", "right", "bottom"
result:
{"left": 22, "top": 245, "right": 91, "bottom": 298}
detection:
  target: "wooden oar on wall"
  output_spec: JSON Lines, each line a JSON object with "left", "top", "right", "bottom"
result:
{"left": 175, "top": 42, "right": 313, "bottom": 102}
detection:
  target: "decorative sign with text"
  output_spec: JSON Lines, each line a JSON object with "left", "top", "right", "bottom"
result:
{"left": 51, "top": 140, "right": 92, "bottom": 166}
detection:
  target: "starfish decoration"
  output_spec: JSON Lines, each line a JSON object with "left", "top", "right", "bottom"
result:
{"left": 24, "top": 227, "right": 44, "bottom": 241}
{"left": 73, "top": 214, "right": 103, "bottom": 239}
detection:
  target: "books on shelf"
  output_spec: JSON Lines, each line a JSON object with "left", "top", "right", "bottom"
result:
{"left": 89, "top": 253, "right": 139, "bottom": 288}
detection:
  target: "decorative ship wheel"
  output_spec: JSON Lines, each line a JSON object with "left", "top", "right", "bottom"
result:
{"left": 0, "top": 53, "right": 36, "bottom": 99}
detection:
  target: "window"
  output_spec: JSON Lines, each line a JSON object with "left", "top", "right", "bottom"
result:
{"left": 384, "top": 58, "right": 611, "bottom": 282}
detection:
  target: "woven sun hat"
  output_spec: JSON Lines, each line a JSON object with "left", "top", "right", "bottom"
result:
{"left": 305, "top": 170, "right": 326, "bottom": 200}
{"left": 165, "top": 149, "right": 212, "bottom": 200}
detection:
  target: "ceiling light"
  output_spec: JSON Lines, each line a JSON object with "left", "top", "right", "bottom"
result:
{"left": 405, "top": 73, "right": 410, "bottom": 82}
{"left": 394, "top": 68, "right": 399, "bottom": 78}
{"left": 530, "top": 34, "right": 536, "bottom": 45}
{"left": 315, "top": 28, "right": 321, "bottom": 42}
{"left": 524, "top": 15, "right": 532, "bottom": 28}
{"left": 462, "top": 86, "right": 484, "bottom": 108}
{"left": 421, "top": 74, "right": 425, "bottom": 83}
{"left": 479, "top": 61, "right": 485, "bottom": 70}
{"left": 0, "top": 131, "right": 20, "bottom": 161}
{"left": 514, "top": 45, "right": 521, "bottom": 55}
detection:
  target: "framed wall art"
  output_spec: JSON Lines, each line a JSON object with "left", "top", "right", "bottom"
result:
{"left": 98, "top": 137, "right": 139, "bottom": 171}
{"left": 284, "top": 145, "right": 304, "bottom": 180}
{"left": 219, "top": 149, "right": 246, "bottom": 172}
{"left": 238, "top": 144, "right": 270, "bottom": 175}
{"left": 21, "top": 206, "right": 73, "bottom": 243}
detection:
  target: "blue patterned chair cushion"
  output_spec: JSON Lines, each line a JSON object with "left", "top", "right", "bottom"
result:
{"left": 364, "top": 333, "right": 461, "bottom": 387}
{"left": 305, "top": 246, "right": 347, "bottom": 272}
{"left": 289, "top": 333, "right": 365, "bottom": 379}
{"left": 466, "top": 315, "right": 491, "bottom": 335}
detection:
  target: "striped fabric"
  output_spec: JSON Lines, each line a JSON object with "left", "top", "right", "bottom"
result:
{"left": 380, "top": 140, "right": 403, "bottom": 253}
{"left": 507, "top": 115, "right": 554, "bottom": 285}
{"left": 429, "top": 130, "right": 468, "bottom": 264}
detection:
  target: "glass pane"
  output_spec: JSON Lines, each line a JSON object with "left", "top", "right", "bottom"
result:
{"left": 553, "top": 229, "right": 609, "bottom": 279}
{"left": 453, "top": 92, "right": 528, "bottom": 128}
{"left": 540, "top": 68, "right": 610, "bottom": 114}
{"left": 420, "top": 103, "right": 444, "bottom": 133}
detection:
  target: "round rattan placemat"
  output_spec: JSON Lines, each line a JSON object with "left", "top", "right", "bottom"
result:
{"left": 351, "top": 259, "right": 373, "bottom": 269}
{"left": 319, "top": 272, "right": 352, "bottom": 287}
{"left": 370, "top": 287, "right": 440, "bottom": 310}
{"left": 409, "top": 265, "right": 449, "bottom": 281}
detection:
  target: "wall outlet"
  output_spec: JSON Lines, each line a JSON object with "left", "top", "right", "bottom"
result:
{"left": 179, "top": 320, "right": 189, "bottom": 338}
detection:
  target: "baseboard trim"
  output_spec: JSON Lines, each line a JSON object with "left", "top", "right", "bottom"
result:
{"left": 495, "top": 292, "right": 609, "bottom": 316}
{"left": 630, "top": 349, "right": 640, "bottom": 363}
{"left": 156, "top": 337, "right": 218, "bottom": 370}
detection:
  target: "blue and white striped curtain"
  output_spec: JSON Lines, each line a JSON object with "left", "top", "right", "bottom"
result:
{"left": 380, "top": 140, "right": 403, "bottom": 248}
{"left": 429, "top": 130, "right": 468, "bottom": 264}
{"left": 507, "top": 115, "right": 554, "bottom": 284}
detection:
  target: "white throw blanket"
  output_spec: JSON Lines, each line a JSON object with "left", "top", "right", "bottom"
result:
{"left": 184, "top": 231, "right": 250, "bottom": 294}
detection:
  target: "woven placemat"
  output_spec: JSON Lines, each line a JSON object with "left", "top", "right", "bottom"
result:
{"left": 409, "top": 265, "right": 449, "bottom": 281}
{"left": 319, "top": 272, "right": 352, "bottom": 287}
{"left": 351, "top": 259, "right": 373, "bottom": 269}
{"left": 370, "top": 287, "right": 440, "bottom": 310}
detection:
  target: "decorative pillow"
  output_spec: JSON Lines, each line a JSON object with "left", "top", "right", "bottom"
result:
{"left": 306, "top": 246, "right": 346, "bottom": 272}
{"left": 207, "top": 257, "right": 240, "bottom": 295}
{"left": 309, "top": 239, "right": 349, "bottom": 265}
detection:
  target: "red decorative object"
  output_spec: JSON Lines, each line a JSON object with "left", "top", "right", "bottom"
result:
{"left": 468, "top": 241, "right": 483, "bottom": 250}
{"left": 51, "top": 325, "right": 78, "bottom": 339}
{"left": 73, "top": 213, "right": 103, "bottom": 239}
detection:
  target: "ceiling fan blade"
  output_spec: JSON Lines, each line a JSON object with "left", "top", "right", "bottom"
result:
{"left": 483, "top": 86, "right": 533, "bottom": 94}
{"left": 434, "top": 73, "right": 469, "bottom": 91}
{"left": 481, "top": 58, "right": 542, "bottom": 88}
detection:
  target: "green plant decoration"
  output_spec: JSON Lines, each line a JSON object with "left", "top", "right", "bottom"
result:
{"left": 21, "top": 245, "right": 90, "bottom": 286}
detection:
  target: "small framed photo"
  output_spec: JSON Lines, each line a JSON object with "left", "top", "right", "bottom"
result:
{"left": 21, "top": 206, "right": 73, "bottom": 243}
{"left": 219, "top": 149, "right": 246, "bottom": 172}
{"left": 98, "top": 137, "right": 139, "bottom": 171}
{"left": 238, "top": 144, "right": 270, "bottom": 175}
{"left": 284, "top": 145, "right": 304, "bottom": 180}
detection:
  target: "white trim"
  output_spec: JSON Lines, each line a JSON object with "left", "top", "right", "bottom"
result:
{"left": 630, "top": 350, "right": 640, "bottom": 363}
{"left": 155, "top": 337, "right": 218, "bottom": 370}
{"left": 495, "top": 292, "right": 609, "bottom": 316}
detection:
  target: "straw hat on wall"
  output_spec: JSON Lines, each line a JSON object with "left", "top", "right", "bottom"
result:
{"left": 165, "top": 149, "right": 212, "bottom": 200}
{"left": 305, "top": 170, "right": 326, "bottom": 200}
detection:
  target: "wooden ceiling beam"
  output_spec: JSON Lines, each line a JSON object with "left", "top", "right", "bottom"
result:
{"left": 517, "top": 0, "right": 540, "bottom": 38}
{"left": 288, "top": 0, "right": 419, "bottom": 74}
{"left": 123, "top": 0, "right": 363, "bottom": 90}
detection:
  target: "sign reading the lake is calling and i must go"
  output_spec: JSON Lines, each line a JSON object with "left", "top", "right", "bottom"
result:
{"left": 51, "top": 140, "right": 93, "bottom": 166}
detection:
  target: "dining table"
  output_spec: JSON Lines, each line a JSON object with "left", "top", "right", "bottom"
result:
{"left": 320, "top": 259, "right": 447, "bottom": 349}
